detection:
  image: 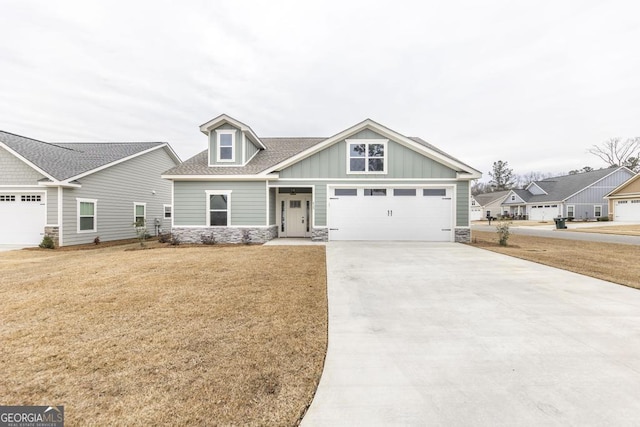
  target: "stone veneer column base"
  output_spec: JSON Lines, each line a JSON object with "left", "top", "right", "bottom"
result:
{"left": 44, "top": 226, "right": 60, "bottom": 247}
{"left": 454, "top": 228, "right": 471, "bottom": 243}
{"left": 311, "top": 228, "right": 329, "bottom": 242}
{"left": 172, "top": 226, "right": 278, "bottom": 244}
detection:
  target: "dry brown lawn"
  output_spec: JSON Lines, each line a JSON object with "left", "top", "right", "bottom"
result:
{"left": 470, "top": 231, "right": 640, "bottom": 289}
{"left": 0, "top": 243, "right": 327, "bottom": 426}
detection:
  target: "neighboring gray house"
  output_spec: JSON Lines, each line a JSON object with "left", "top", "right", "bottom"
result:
{"left": 471, "top": 190, "right": 510, "bottom": 220}
{"left": 0, "top": 131, "right": 180, "bottom": 246}
{"left": 162, "top": 114, "right": 482, "bottom": 243}
{"left": 501, "top": 167, "right": 635, "bottom": 221}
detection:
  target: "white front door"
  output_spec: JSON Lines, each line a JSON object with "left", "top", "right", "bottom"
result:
{"left": 279, "top": 195, "right": 312, "bottom": 238}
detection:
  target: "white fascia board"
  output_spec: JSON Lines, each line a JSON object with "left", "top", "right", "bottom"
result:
{"left": 63, "top": 144, "right": 170, "bottom": 183}
{"left": 199, "top": 114, "right": 266, "bottom": 149}
{"left": 161, "top": 174, "right": 276, "bottom": 181}
{"left": 0, "top": 140, "right": 57, "bottom": 181}
{"left": 38, "top": 181, "right": 81, "bottom": 188}
{"left": 260, "top": 119, "right": 480, "bottom": 177}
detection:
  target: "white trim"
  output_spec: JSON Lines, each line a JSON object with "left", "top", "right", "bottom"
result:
{"left": 215, "top": 129, "right": 236, "bottom": 163}
{"left": 163, "top": 204, "right": 172, "bottom": 219}
{"left": 0, "top": 184, "right": 48, "bottom": 188}
{"left": 76, "top": 198, "right": 97, "bottom": 233}
{"left": 205, "top": 190, "right": 232, "bottom": 226}
{"left": 525, "top": 182, "right": 548, "bottom": 195}
{"left": 261, "top": 119, "right": 482, "bottom": 178}
{"left": 170, "top": 182, "right": 175, "bottom": 229}
{"left": 58, "top": 187, "right": 64, "bottom": 246}
{"left": 246, "top": 145, "right": 261, "bottom": 165}
{"left": 276, "top": 192, "right": 313, "bottom": 238}
{"left": 242, "top": 133, "right": 246, "bottom": 165}
{"left": 265, "top": 181, "right": 270, "bottom": 227}
{"left": 0, "top": 140, "right": 57, "bottom": 181}
{"left": 274, "top": 177, "right": 460, "bottom": 182}
{"left": 594, "top": 204, "right": 603, "bottom": 218}
{"left": 199, "top": 114, "right": 266, "bottom": 149}
{"left": 605, "top": 169, "right": 640, "bottom": 198}
{"left": 345, "top": 139, "right": 388, "bottom": 175}
{"left": 133, "top": 202, "right": 146, "bottom": 227}
{"left": 162, "top": 174, "right": 274, "bottom": 181}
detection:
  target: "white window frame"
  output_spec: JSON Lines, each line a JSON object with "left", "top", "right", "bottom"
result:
{"left": 163, "top": 204, "right": 172, "bottom": 219}
{"left": 134, "top": 202, "right": 146, "bottom": 227}
{"left": 567, "top": 205, "right": 575, "bottom": 217}
{"left": 206, "top": 190, "right": 232, "bottom": 226}
{"left": 594, "top": 204, "right": 602, "bottom": 218}
{"left": 345, "top": 139, "right": 388, "bottom": 175}
{"left": 77, "top": 198, "right": 97, "bottom": 233}
{"left": 216, "top": 129, "right": 236, "bottom": 162}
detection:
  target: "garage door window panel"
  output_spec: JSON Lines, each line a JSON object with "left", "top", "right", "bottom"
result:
{"left": 335, "top": 189, "right": 357, "bottom": 196}
{"left": 423, "top": 189, "right": 447, "bottom": 197}
{"left": 0, "top": 195, "right": 16, "bottom": 202}
{"left": 394, "top": 189, "right": 416, "bottom": 196}
{"left": 347, "top": 140, "right": 387, "bottom": 174}
{"left": 77, "top": 199, "right": 97, "bottom": 233}
{"left": 364, "top": 189, "right": 387, "bottom": 196}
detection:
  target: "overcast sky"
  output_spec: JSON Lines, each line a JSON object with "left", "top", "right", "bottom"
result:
{"left": 1, "top": 0, "right": 639, "bottom": 181}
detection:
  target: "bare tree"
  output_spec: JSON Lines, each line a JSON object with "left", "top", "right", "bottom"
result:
{"left": 588, "top": 137, "right": 640, "bottom": 171}
{"left": 471, "top": 180, "right": 491, "bottom": 196}
{"left": 515, "top": 171, "right": 555, "bottom": 188}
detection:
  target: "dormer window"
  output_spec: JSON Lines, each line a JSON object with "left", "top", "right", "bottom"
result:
{"left": 216, "top": 129, "right": 235, "bottom": 162}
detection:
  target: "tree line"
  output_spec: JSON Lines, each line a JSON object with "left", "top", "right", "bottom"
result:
{"left": 473, "top": 137, "right": 640, "bottom": 195}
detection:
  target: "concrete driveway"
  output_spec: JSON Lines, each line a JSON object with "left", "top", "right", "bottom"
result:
{"left": 302, "top": 242, "right": 640, "bottom": 426}
{"left": 0, "top": 244, "right": 32, "bottom": 252}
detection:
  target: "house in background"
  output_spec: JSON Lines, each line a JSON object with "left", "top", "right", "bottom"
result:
{"left": 605, "top": 172, "right": 640, "bottom": 221}
{"left": 0, "top": 131, "right": 180, "bottom": 246}
{"left": 471, "top": 190, "right": 510, "bottom": 220}
{"left": 501, "top": 167, "right": 635, "bottom": 221}
{"left": 162, "top": 114, "right": 481, "bottom": 243}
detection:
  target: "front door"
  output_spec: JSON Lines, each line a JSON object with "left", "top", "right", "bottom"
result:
{"left": 280, "top": 195, "right": 311, "bottom": 237}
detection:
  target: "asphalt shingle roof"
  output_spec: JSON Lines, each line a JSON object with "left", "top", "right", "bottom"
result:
{"left": 0, "top": 130, "right": 166, "bottom": 181}
{"left": 474, "top": 190, "right": 510, "bottom": 206}
{"left": 163, "top": 135, "right": 475, "bottom": 176}
{"left": 525, "top": 167, "right": 620, "bottom": 202}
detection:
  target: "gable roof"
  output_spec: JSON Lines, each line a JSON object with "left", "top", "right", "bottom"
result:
{"left": 473, "top": 190, "right": 510, "bottom": 206}
{"left": 166, "top": 117, "right": 482, "bottom": 179}
{"left": 0, "top": 130, "right": 179, "bottom": 182}
{"left": 199, "top": 114, "right": 266, "bottom": 150}
{"left": 502, "top": 167, "right": 630, "bottom": 204}
{"left": 605, "top": 172, "right": 640, "bottom": 198}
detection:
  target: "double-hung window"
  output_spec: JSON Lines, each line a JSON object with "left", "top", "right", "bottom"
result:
{"left": 216, "top": 129, "right": 235, "bottom": 162}
{"left": 594, "top": 205, "right": 602, "bottom": 218}
{"left": 207, "top": 191, "right": 231, "bottom": 226}
{"left": 346, "top": 139, "right": 387, "bottom": 174}
{"left": 77, "top": 198, "right": 97, "bottom": 233}
{"left": 134, "top": 203, "right": 146, "bottom": 227}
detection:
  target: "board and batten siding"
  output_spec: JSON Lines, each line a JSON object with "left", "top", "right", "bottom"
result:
{"left": 278, "top": 129, "right": 457, "bottom": 180}
{"left": 173, "top": 180, "right": 267, "bottom": 227}
{"left": 208, "top": 123, "right": 243, "bottom": 166}
{"left": 0, "top": 146, "right": 46, "bottom": 184}
{"left": 61, "top": 147, "right": 176, "bottom": 246}
{"left": 246, "top": 137, "right": 259, "bottom": 163}
{"left": 564, "top": 169, "right": 635, "bottom": 218}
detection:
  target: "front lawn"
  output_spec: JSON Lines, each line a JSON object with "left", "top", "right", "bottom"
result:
{"left": 0, "top": 244, "right": 327, "bottom": 426}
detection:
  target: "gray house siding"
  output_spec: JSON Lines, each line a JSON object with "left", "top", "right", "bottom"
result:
{"left": 0, "top": 146, "right": 46, "bottom": 184}
{"left": 62, "top": 148, "right": 176, "bottom": 246}
{"left": 246, "top": 137, "right": 259, "bottom": 162}
{"left": 173, "top": 180, "right": 267, "bottom": 227}
{"left": 46, "top": 187, "right": 58, "bottom": 225}
{"left": 208, "top": 123, "right": 243, "bottom": 166}
{"left": 278, "top": 129, "right": 457, "bottom": 180}
{"left": 268, "top": 187, "right": 276, "bottom": 225}
{"left": 565, "top": 169, "right": 634, "bottom": 219}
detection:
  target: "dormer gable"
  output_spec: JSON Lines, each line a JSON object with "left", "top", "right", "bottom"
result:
{"left": 199, "top": 114, "right": 265, "bottom": 167}
{"left": 502, "top": 189, "right": 527, "bottom": 204}
{"left": 526, "top": 182, "right": 548, "bottom": 195}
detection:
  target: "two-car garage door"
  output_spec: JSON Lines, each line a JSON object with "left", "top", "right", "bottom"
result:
{"left": 0, "top": 193, "right": 46, "bottom": 245}
{"left": 328, "top": 187, "right": 453, "bottom": 241}
{"left": 614, "top": 199, "right": 640, "bottom": 221}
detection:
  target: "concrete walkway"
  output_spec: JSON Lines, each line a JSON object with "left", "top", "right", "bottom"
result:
{"left": 302, "top": 242, "right": 640, "bottom": 426}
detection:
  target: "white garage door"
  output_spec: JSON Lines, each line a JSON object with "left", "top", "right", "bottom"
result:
{"left": 0, "top": 193, "right": 46, "bottom": 245}
{"left": 328, "top": 187, "right": 453, "bottom": 241}
{"left": 529, "top": 204, "right": 560, "bottom": 221}
{"left": 614, "top": 199, "right": 640, "bottom": 221}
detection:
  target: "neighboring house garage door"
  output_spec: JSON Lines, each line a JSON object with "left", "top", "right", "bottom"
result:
{"left": 0, "top": 193, "right": 46, "bottom": 245}
{"left": 328, "top": 187, "right": 453, "bottom": 241}
{"left": 529, "top": 204, "right": 560, "bottom": 221}
{"left": 614, "top": 199, "right": 640, "bottom": 221}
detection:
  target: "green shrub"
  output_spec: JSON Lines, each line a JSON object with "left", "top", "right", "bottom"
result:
{"left": 39, "top": 235, "right": 55, "bottom": 249}
{"left": 597, "top": 216, "right": 610, "bottom": 222}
